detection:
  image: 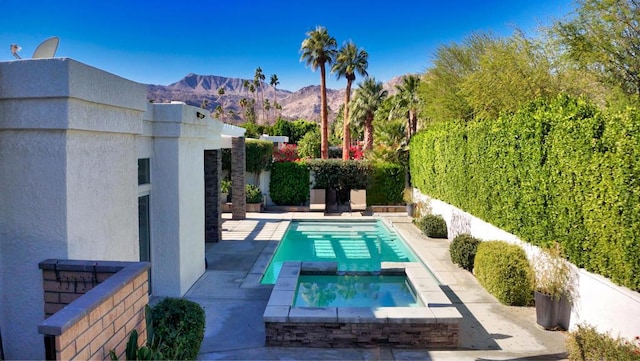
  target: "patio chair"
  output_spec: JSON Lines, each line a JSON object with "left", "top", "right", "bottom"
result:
{"left": 310, "top": 189, "right": 326, "bottom": 212}
{"left": 350, "top": 189, "right": 367, "bottom": 213}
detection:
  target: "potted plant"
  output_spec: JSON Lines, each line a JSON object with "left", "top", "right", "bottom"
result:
{"left": 403, "top": 188, "right": 415, "bottom": 217}
{"left": 245, "top": 184, "right": 263, "bottom": 212}
{"left": 220, "top": 179, "right": 231, "bottom": 205}
{"left": 532, "top": 242, "right": 576, "bottom": 330}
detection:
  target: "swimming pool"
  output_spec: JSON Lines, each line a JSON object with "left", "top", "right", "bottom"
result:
{"left": 260, "top": 220, "right": 419, "bottom": 284}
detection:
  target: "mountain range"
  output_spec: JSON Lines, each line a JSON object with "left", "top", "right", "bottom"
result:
{"left": 146, "top": 73, "right": 404, "bottom": 124}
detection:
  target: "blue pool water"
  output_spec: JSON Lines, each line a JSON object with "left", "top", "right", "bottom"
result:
{"left": 261, "top": 220, "right": 418, "bottom": 284}
{"left": 294, "top": 275, "right": 423, "bottom": 307}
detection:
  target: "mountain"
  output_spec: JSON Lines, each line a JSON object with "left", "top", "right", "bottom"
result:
{"left": 146, "top": 73, "right": 408, "bottom": 124}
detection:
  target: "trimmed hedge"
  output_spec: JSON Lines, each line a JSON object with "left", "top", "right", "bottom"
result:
{"left": 367, "top": 162, "right": 404, "bottom": 205}
{"left": 269, "top": 161, "right": 310, "bottom": 205}
{"left": 415, "top": 214, "right": 448, "bottom": 238}
{"left": 221, "top": 139, "right": 273, "bottom": 174}
{"left": 474, "top": 241, "right": 534, "bottom": 306}
{"left": 151, "top": 298, "right": 205, "bottom": 360}
{"left": 410, "top": 95, "right": 640, "bottom": 290}
{"left": 307, "top": 159, "right": 369, "bottom": 204}
{"left": 450, "top": 233, "right": 481, "bottom": 271}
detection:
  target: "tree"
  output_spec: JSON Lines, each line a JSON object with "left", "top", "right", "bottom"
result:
{"left": 300, "top": 25, "right": 337, "bottom": 159}
{"left": 270, "top": 74, "right": 279, "bottom": 122}
{"left": 552, "top": 0, "right": 640, "bottom": 98}
{"left": 394, "top": 74, "right": 422, "bottom": 139}
{"left": 217, "top": 87, "right": 226, "bottom": 121}
{"left": 239, "top": 97, "right": 249, "bottom": 123}
{"left": 254, "top": 67, "right": 266, "bottom": 122}
{"left": 332, "top": 40, "right": 369, "bottom": 160}
{"left": 351, "top": 77, "right": 388, "bottom": 151}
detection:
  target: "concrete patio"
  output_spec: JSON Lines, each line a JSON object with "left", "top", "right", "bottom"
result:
{"left": 186, "top": 212, "right": 568, "bottom": 361}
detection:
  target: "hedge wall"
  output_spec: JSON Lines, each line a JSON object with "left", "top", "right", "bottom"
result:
{"left": 269, "top": 161, "right": 310, "bottom": 205}
{"left": 410, "top": 95, "right": 640, "bottom": 290}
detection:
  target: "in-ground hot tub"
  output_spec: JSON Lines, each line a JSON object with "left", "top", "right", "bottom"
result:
{"left": 263, "top": 261, "right": 462, "bottom": 349}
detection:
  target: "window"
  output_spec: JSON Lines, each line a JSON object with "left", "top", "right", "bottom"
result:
{"left": 138, "top": 158, "right": 150, "bottom": 185}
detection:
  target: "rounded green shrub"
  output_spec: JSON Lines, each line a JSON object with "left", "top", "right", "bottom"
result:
{"left": 416, "top": 214, "right": 448, "bottom": 238}
{"left": 245, "top": 184, "right": 263, "bottom": 203}
{"left": 151, "top": 297, "right": 205, "bottom": 360}
{"left": 449, "top": 233, "right": 481, "bottom": 271}
{"left": 474, "top": 241, "right": 534, "bottom": 306}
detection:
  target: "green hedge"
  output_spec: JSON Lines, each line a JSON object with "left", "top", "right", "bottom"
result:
{"left": 221, "top": 139, "right": 273, "bottom": 174}
{"left": 410, "top": 95, "right": 640, "bottom": 290}
{"left": 367, "top": 162, "right": 404, "bottom": 205}
{"left": 269, "top": 161, "right": 310, "bottom": 205}
{"left": 474, "top": 241, "right": 534, "bottom": 306}
{"left": 151, "top": 298, "right": 205, "bottom": 360}
{"left": 307, "top": 159, "right": 369, "bottom": 204}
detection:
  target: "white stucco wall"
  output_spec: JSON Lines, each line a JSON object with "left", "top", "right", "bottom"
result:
{"left": 0, "top": 130, "right": 68, "bottom": 358}
{"left": 418, "top": 191, "right": 640, "bottom": 341}
{"left": 0, "top": 58, "right": 146, "bottom": 359}
{"left": 66, "top": 130, "right": 139, "bottom": 260}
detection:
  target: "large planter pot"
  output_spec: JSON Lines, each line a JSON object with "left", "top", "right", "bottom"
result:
{"left": 406, "top": 203, "right": 415, "bottom": 217}
{"left": 246, "top": 203, "right": 262, "bottom": 212}
{"left": 220, "top": 192, "right": 228, "bottom": 206}
{"left": 535, "top": 291, "right": 571, "bottom": 330}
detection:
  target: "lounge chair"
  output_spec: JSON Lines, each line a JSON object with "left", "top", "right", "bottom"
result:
{"left": 310, "top": 189, "right": 326, "bottom": 212}
{"left": 350, "top": 189, "right": 367, "bottom": 213}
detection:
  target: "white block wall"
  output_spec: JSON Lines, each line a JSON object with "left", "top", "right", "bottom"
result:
{"left": 417, "top": 190, "right": 640, "bottom": 341}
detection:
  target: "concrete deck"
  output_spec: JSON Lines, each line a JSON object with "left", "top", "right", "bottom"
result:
{"left": 187, "top": 212, "right": 568, "bottom": 360}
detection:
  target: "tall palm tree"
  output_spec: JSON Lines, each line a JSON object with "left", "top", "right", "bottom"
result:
{"left": 351, "top": 77, "right": 388, "bottom": 151}
{"left": 270, "top": 74, "right": 279, "bottom": 122}
{"left": 254, "top": 67, "right": 266, "bottom": 123}
{"left": 239, "top": 97, "right": 249, "bottom": 123}
{"left": 332, "top": 41, "right": 368, "bottom": 160}
{"left": 394, "top": 74, "right": 421, "bottom": 139}
{"left": 217, "top": 87, "right": 226, "bottom": 121}
{"left": 300, "top": 25, "right": 337, "bottom": 159}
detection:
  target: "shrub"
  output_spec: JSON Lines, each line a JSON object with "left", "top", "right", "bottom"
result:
{"left": 273, "top": 143, "right": 298, "bottom": 162}
{"left": 245, "top": 184, "right": 263, "bottom": 203}
{"left": 415, "top": 214, "right": 448, "bottom": 238}
{"left": 474, "top": 241, "right": 534, "bottom": 306}
{"left": 269, "top": 161, "right": 310, "bottom": 205}
{"left": 245, "top": 139, "right": 273, "bottom": 173}
{"left": 220, "top": 179, "right": 231, "bottom": 194}
{"left": 297, "top": 129, "right": 320, "bottom": 159}
{"left": 367, "top": 162, "right": 404, "bottom": 206}
{"left": 307, "top": 159, "right": 369, "bottom": 204}
{"left": 450, "top": 233, "right": 481, "bottom": 271}
{"left": 151, "top": 298, "right": 205, "bottom": 360}
{"left": 566, "top": 324, "right": 640, "bottom": 361}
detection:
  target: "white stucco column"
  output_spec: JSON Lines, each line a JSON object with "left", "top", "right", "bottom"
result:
{"left": 145, "top": 103, "right": 212, "bottom": 297}
{"left": 0, "top": 58, "right": 146, "bottom": 359}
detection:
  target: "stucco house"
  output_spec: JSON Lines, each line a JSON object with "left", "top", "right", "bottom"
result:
{"left": 0, "top": 58, "right": 244, "bottom": 359}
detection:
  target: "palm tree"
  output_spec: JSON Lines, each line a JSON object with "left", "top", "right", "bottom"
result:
{"left": 332, "top": 41, "right": 369, "bottom": 160}
{"left": 217, "top": 87, "right": 225, "bottom": 121}
{"left": 239, "top": 97, "right": 249, "bottom": 123}
{"left": 254, "top": 67, "right": 266, "bottom": 123}
{"left": 351, "top": 77, "right": 388, "bottom": 151}
{"left": 300, "top": 26, "right": 337, "bottom": 159}
{"left": 270, "top": 74, "right": 279, "bottom": 122}
{"left": 394, "top": 74, "right": 421, "bottom": 139}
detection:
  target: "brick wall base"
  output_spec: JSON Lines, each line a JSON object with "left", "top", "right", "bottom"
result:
{"left": 265, "top": 322, "right": 459, "bottom": 348}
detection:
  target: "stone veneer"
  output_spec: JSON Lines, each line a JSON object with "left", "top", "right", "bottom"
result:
{"left": 38, "top": 260, "right": 150, "bottom": 360}
{"left": 264, "top": 262, "right": 461, "bottom": 349}
{"left": 204, "top": 149, "right": 222, "bottom": 242}
{"left": 231, "top": 137, "right": 246, "bottom": 220}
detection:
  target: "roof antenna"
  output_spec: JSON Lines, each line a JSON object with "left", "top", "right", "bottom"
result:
{"left": 10, "top": 44, "right": 21, "bottom": 59}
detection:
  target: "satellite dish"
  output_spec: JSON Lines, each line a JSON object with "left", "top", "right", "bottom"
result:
{"left": 32, "top": 36, "right": 59, "bottom": 58}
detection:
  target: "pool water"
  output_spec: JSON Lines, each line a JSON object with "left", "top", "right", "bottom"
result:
{"left": 261, "top": 220, "right": 418, "bottom": 284}
{"left": 294, "top": 275, "right": 423, "bottom": 307}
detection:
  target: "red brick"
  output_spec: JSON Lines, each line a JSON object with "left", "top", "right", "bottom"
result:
{"left": 44, "top": 292, "right": 60, "bottom": 303}
{"left": 88, "top": 296, "right": 114, "bottom": 326}
{"left": 59, "top": 292, "right": 82, "bottom": 304}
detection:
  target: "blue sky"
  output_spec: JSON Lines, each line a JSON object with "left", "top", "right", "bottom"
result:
{"left": 1, "top": 0, "right": 574, "bottom": 91}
